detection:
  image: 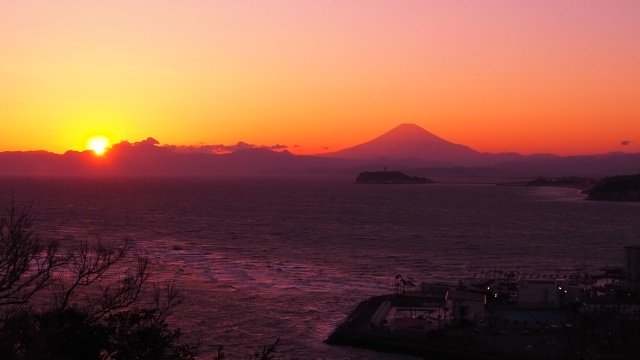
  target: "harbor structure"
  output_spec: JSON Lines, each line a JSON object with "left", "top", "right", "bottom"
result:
{"left": 328, "top": 246, "right": 640, "bottom": 360}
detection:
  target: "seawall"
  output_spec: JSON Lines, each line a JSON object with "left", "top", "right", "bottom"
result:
{"left": 326, "top": 295, "right": 558, "bottom": 360}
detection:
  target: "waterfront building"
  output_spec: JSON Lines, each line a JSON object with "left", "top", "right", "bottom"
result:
{"left": 518, "top": 279, "right": 561, "bottom": 307}
{"left": 418, "top": 283, "right": 450, "bottom": 298}
{"left": 447, "top": 289, "right": 486, "bottom": 322}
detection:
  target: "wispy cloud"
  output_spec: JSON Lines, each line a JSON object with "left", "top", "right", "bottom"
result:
{"left": 118, "top": 139, "right": 292, "bottom": 154}
{"left": 110, "top": 137, "right": 160, "bottom": 150}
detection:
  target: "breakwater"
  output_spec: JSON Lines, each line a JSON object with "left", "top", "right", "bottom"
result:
{"left": 326, "top": 295, "right": 573, "bottom": 360}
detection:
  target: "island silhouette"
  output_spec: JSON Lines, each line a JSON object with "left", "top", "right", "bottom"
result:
{"left": 355, "top": 171, "right": 434, "bottom": 184}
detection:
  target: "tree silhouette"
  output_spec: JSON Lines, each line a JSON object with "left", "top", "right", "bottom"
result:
{"left": 0, "top": 200, "right": 291, "bottom": 359}
{"left": 394, "top": 274, "right": 403, "bottom": 294}
{"left": 405, "top": 278, "right": 415, "bottom": 293}
{"left": 0, "top": 201, "right": 198, "bottom": 359}
{"left": 0, "top": 202, "right": 67, "bottom": 310}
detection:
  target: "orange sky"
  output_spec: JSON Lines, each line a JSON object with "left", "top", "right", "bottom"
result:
{"left": 1, "top": 1, "right": 639, "bottom": 156}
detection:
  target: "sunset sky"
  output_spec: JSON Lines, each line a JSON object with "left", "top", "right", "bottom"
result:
{"left": 1, "top": 1, "right": 639, "bottom": 156}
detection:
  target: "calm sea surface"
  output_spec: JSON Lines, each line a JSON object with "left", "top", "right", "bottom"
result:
{"left": 2, "top": 177, "right": 640, "bottom": 359}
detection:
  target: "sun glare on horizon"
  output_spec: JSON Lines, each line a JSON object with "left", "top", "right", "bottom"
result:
{"left": 87, "top": 136, "right": 110, "bottom": 155}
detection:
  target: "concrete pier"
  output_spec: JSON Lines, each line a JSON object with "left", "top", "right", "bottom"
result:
{"left": 325, "top": 295, "right": 578, "bottom": 360}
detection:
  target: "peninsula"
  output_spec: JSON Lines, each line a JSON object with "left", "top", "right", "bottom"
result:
{"left": 497, "top": 176, "right": 597, "bottom": 190}
{"left": 586, "top": 173, "right": 640, "bottom": 201}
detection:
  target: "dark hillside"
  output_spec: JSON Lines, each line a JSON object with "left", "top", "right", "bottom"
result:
{"left": 586, "top": 173, "right": 640, "bottom": 201}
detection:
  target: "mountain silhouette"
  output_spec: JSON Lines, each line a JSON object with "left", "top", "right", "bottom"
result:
{"left": 1, "top": 125, "right": 639, "bottom": 178}
{"left": 321, "top": 123, "right": 480, "bottom": 165}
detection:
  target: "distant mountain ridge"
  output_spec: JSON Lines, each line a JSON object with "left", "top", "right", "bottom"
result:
{"left": 320, "top": 123, "right": 481, "bottom": 165}
{"left": 0, "top": 124, "right": 638, "bottom": 178}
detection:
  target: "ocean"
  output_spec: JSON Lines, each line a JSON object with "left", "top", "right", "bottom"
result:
{"left": 2, "top": 177, "right": 639, "bottom": 359}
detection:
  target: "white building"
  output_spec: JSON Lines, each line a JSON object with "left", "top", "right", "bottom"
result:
{"left": 518, "top": 279, "right": 560, "bottom": 307}
{"left": 447, "top": 290, "right": 486, "bottom": 322}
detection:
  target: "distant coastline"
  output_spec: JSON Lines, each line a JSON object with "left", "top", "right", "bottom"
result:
{"left": 355, "top": 171, "right": 434, "bottom": 184}
{"left": 497, "top": 176, "right": 597, "bottom": 191}
{"left": 495, "top": 174, "right": 640, "bottom": 202}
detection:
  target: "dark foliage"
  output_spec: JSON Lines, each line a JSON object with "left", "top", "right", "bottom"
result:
{"left": 0, "top": 306, "right": 199, "bottom": 360}
{"left": 587, "top": 173, "right": 640, "bottom": 201}
{"left": 0, "top": 201, "right": 198, "bottom": 359}
{"left": 0, "top": 200, "right": 291, "bottom": 360}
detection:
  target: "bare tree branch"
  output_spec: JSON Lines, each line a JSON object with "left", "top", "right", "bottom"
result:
{"left": 152, "top": 278, "right": 185, "bottom": 323}
{"left": 90, "top": 254, "right": 150, "bottom": 321}
{"left": 0, "top": 201, "right": 197, "bottom": 359}
{"left": 0, "top": 201, "right": 67, "bottom": 309}
{"left": 54, "top": 239, "right": 129, "bottom": 310}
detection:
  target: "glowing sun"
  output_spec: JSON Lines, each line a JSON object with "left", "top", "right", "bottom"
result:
{"left": 87, "top": 136, "right": 110, "bottom": 155}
